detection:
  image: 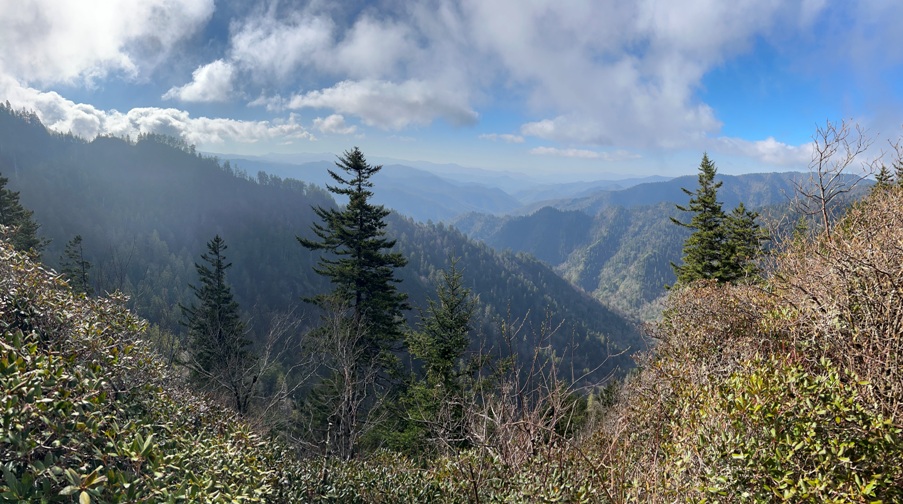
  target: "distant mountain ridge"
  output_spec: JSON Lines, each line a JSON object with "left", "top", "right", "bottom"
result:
{"left": 219, "top": 154, "right": 675, "bottom": 222}
{"left": 515, "top": 171, "right": 805, "bottom": 216}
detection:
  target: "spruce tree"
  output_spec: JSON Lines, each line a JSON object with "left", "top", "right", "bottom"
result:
{"left": 181, "top": 235, "right": 254, "bottom": 412}
{"left": 722, "top": 203, "right": 764, "bottom": 281}
{"left": 298, "top": 147, "right": 409, "bottom": 359}
{"left": 671, "top": 153, "right": 728, "bottom": 284}
{"left": 398, "top": 259, "right": 476, "bottom": 455}
{"left": 408, "top": 258, "right": 475, "bottom": 392}
{"left": 0, "top": 172, "right": 47, "bottom": 256}
{"left": 875, "top": 164, "right": 894, "bottom": 188}
{"left": 60, "top": 235, "right": 93, "bottom": 295}
{"left": 672, "top": 155, "right": 764, "bottom": 285}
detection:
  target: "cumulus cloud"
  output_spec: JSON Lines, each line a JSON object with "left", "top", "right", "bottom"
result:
{"left": 287, "top": 79, "right": 478, "bottom": 129}
{"left": 229, "top": 12, "right": 334, "bottom": 83}
{"left": 1, "top": 76, "right": 313, "bottom": 146}
{"left": 313, "top": 114, "right": 356, "bottom": 134}
{"left": 163, "top": 60, "right": 235, "bottom": 102}
{"left": 460, "top": 0, "right": 822, "bottom": 148}
{"left": 0, "top": 0, "right": 214, "bottom": 85}
{"left": 479, "top": 133, "right": 524, "bottom": 143}
{"left": 715, "top": 136, "right": 812, "bottom": 166}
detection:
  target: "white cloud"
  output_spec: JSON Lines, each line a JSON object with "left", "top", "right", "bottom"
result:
{"left": 715, "top": 136, "right": 812, "bottom": 166}
{"left": 0, "top": 0, "right": 214, "bottom": 85}
{"left": 163, "top": 60, "right": 235, "bottom": 102}
{"left": 332, "top": 16, "right": 417, "bottom": 79}
{"left": 460, "top": 0, "right": 820, "bottom": 148}
{"left": 313, "top": 114, "right": 356, "bottom": 134}
{"left": 229, "top": 12, "right": 334, "bottom": 83}
{"left": 1, "top": 76, "right": 313, "bottom": 146}
{"left": 479, "top": 133, "right": 524, "bottom": 143}
{"left": 287, "top": 79, "right": 478, "bottom": 129}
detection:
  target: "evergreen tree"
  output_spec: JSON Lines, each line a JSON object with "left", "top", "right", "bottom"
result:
{"left": 298, "top": 147, "right": 409, "bottom": 359}
{"left": 60, "top": 235, "right": 92, "bottom": 295}
{"left": 671, "top": 154, "right": 729, "bottom": 284}
{"left": 0, "top": 172, "right": 47, "bottom": 255}
{"left": 671, "top": 155, "right": 764, "bottom": 285}
{"left": 722, "top": 203, "right": 764, "bottom": 281}
{"left": 408, "top": 258, "right": 475, "bottom": 392}
{"left": 398, "top": 259, "right": 476, "bottom": 455}
{"left": 875, "top": 164, "right": 894, "bottom": 188}
{"left": 894, "top": 159, "right": 903, "bottom": 187}
{"left": 181, "top": 235, "right": 254, "bottom": 413}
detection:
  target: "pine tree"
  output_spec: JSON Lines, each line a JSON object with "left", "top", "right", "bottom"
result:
{"left": 181, "top": 235, "right": 254, "bottom": 412}
{"left": 60, "top": 235, "right": 93, "bottom": 295}
{"left": 671, "top": 153, "right": 728, "bottom": 284}
{"left": 0, "top": 172, "right": 47, "bottom": 256}
{"left": 298, "top": 147, "right": 409, "bottom": 359}
{"left": 894, "top": 159, "right": 903, "bottom": 187}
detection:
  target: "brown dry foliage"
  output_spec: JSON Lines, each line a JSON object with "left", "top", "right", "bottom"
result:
{"left": 593, "top": 186, "right": 903, "bottom": 502}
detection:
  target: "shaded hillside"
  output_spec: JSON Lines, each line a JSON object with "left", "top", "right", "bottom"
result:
{"left": 454, "top": 203, "right": 687, "bottom": 319}
{"left": 0, "top": 105, "right": 641, "bottom": 381}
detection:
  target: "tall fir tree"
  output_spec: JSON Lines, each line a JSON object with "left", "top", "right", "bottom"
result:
{"left": 60, "top": 235, "right": 93, "bottom": 295}
{"left": 0, "top": 172, "right": 47, "bottom": 256}
{"left": 671, "top": 153, "right": 728, "bottom": 284}
{"left": 181, "top": 235, "right": 254, "bottom": 412}
{"left": 298, "top": 147, "right": 409, "bottom": 359}
{"left": 671, "top": 154, "right": 763, "bottom": 285}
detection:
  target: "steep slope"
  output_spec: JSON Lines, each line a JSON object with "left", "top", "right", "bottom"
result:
{"left": 0, "top": 105, "right": 641, "bottom": 381}
{"left": 454, "top": 203, "right": 688, "bottom": 319}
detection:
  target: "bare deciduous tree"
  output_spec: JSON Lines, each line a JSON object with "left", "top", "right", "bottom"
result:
{"left": 793, "top": 119, "right": 875, "bottom": 239}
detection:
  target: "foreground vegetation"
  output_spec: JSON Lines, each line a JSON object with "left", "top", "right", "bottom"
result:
{"left": 3, "top": 183, "right": 903, "bottom": 502}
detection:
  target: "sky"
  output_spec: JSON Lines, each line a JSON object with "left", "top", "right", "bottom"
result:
{"left": 1, "top": 0, "right": 902, "bottom": 181}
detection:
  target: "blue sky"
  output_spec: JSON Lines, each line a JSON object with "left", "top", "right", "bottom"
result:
{"left": 1, "top": 0, "right": 902, "bottom": 180}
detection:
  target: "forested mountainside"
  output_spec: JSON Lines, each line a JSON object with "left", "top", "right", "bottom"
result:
{"left": 455, "top": 203, "right": 688, "bottom": 319}
{"left": 454, "top": 171, "right": 869, "bottom": 320}
{"left": 4, "top": 157, "right": 900, "bottom": 502}
{"left": 0, "top": 104, "right": 641, "bottom": 381}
